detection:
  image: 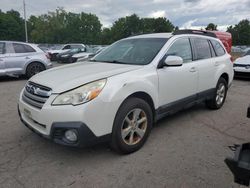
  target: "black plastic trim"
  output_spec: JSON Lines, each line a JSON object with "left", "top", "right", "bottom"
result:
{"left": 156, "top": 88, "right": 215, "bottom": 120}
{"left": 173, "top": 30, "right": 217, "bottom": 38}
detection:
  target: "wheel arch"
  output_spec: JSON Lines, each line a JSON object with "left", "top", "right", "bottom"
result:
{"left": 220, "top": 73, "right": 229, "bottom": 85}
{"left": 114, "top": 91, "right": 156, "bottom": 124}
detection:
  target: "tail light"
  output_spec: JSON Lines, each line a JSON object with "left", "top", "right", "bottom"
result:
{"left": 45, "top": 53, "right": 51, "bottom": 59}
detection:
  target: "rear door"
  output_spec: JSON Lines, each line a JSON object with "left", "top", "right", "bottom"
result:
{"left": 5, "top": 42, "right": 36, "bottom": 72}
{"left": 191, "top": 37, "right": 215, "bottom": 93}
{"left": 0, "top": 42, "right": 6, "bottom": 75}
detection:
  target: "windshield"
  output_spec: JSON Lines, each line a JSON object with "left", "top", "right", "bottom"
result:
{"left": 93, "top": 38, "right": 168, "bottom": 65}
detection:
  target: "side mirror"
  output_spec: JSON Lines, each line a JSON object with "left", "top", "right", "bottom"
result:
{"left": 164, "top": 55, "right": 183, "bottom": 66}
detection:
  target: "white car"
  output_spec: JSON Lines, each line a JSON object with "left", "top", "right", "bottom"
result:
{"left": 234, "top": 50, "right": 250, "bottom": 78}
{"left": 0, "top": 41, "right": 52, "bottom": 78}
{"left": 18, "top": 30, "right": 234, "bottom": 154}
{"left": 48, "top": 44, "right": 86, "bottom": 61}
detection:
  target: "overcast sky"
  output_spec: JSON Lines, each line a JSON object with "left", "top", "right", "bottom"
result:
{"left": 1, "top": 0, "right": 250, "bottom": 30}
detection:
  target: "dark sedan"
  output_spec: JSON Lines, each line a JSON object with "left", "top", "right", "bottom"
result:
{"left": 56, "top": 48, "right": 86, "bottom": 63}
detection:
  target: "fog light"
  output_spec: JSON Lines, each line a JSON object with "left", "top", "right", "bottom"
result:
{"left": 65, "top": 129, "right": 78, "bottom": 142}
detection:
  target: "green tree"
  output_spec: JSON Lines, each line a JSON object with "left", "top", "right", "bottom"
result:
{"left": 0, "top": 9, "right": 25, "bottom": 41}
{"left": 206, "top": 23, "right": 217, "bottom": 31}
{"left": 227, "top": 19, "right": 250, "bottom": 45}
{"left": 110, "top": 14, "right": 174, "bottom": 42}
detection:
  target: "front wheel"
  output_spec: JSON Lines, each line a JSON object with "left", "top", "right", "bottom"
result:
{"left": 110, "top": 98, "right": 153, "bottom": 154}
{"left": 206, "top": 77, "right": 228, "bottom": 109}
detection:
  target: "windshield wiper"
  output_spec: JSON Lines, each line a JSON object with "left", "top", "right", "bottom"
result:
{"left": 99, "top": 60, "right": 128, "bottom": 64}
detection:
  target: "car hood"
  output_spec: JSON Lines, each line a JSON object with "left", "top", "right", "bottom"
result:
{"left": 234, "top": 56, "right": 250, "bottom": 65}
{"left": 30, "top": 62, "right": 142, "bottom": 93}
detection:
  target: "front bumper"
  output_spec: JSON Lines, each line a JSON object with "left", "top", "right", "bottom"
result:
{"left": 234, "top": 70, "right": 250, "bottom": 78}
{"left": 234, "top": 67, "right": 250, "bottom": 78}
{"left": 18, "top": 105, "right": 110, "bottom": 147}
{"left": 57, "top": 56, "right": 76, "bottom": 63}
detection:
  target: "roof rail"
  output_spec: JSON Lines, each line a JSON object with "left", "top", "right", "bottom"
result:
{"left": 173, "top": 29, "right": 217, "bottom": 38}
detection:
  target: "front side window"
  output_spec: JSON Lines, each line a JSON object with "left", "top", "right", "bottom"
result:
{"left": 210, "top": 40, "right": 225, "bottom": 56}
{"left": 93, "top": 38, "right": 168, "bottom": 65}
{"left": 165, "top": 38, "right": 192, "bottom": 63}
{"left": 0, "top": 42, "right": 5, "bottom": 54}
{"left": 193, "top": 38, "right": 211, "bottom": 60}
{"left": 13, "top": 43, "right": 36, "bottom": 53}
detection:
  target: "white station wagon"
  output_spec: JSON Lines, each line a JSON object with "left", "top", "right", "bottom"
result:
{"left": 18, "top": 30, "right": 234, "bottom": 154}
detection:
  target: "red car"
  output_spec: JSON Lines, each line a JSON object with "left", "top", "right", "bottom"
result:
{"left": 208, "top": 31, "right": 232, "bottom": 53}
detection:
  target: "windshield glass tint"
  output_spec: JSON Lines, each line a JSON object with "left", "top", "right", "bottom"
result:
{"left": 93, "top": 38, "right": 168, "bottom": 65}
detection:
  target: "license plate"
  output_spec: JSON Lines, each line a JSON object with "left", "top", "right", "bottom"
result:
{"left": 24, "top": 108, "right": 32, "bottom": 119}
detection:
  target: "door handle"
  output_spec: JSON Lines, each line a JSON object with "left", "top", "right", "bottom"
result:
{"left": 215, "top": 62, "right": 219, "bottom": 66}
{"left": 25, "top": 57, "right": 30, "bottom": 60}
{"left": 189, "top": 67, "right": 197, "bottom": 72}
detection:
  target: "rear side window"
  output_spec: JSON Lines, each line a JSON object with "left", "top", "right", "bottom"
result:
{"left": 210, "top": 40, "right": 225, "bottom": 56}
{"left": 166, "top": 38, "right": 192, "bottom": 63}
{"left": 193, "top": 38, "right": 211, "bottom": 60}
{"left": 0, "top": 42, "right": 5, "bottom": 54}
{"left": 13, "top": 43, "right": 36, "bottom": 53}
{"left": 208, "top": 41, "right": 216, "bottom": 57}
{"left": 63, "top": 45, "right": 71, "bottom": 49}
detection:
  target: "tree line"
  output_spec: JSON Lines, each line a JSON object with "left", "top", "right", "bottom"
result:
{"left": 0, "top": 8, "right": 249, "bottom": 45}
{"left": 0, "top": 8, "right": 174, "bottom": 45}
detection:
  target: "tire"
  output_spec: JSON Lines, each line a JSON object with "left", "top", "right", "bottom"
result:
{"left": 110, "top": 97, "right": 153, "bottom": 154}
{"left": 206, "top": 77, "right": 228, "bottom": 109}
{"left": 26, "top": 62, "right": 45, "bottom": 78}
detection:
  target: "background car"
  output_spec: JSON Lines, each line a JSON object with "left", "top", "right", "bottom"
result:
{"left": 48, "top": 43, "right": 86, "bottom": 61}
{"left": 56, "top": 48, "right": 86, "bottom": 63}
{"left": 73, "top": 46, "right": 107, "bottom": 62}
{"left": 234, "top": 50, "right": 250, "bottom": 78}
{"left": 0, "top": 41, "right": 52, "bottom": 78}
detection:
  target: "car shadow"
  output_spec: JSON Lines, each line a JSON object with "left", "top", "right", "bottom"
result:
{"left": 0, "top": 76, "right": 27, "bottom": 82}
{"left": 234, "top": 77, "right": 250, "bottom": 81}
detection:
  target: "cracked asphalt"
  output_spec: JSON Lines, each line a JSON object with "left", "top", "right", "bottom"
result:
{"left": 0, "top": 74, "right": 250, "bottom": 188}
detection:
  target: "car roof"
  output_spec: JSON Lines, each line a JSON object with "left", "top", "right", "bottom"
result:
{"left": 0, "top": 40, "right": 32, "bottom": 45}
{"left": 124, "top": 32, "right": 220, "bottom": 41}
{"left": 126, "top": 33, "right": 173, "bottom": 39}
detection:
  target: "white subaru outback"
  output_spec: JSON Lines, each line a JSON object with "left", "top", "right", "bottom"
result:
{"left": 18, "top": 30, "right": 234, "bottom": 154}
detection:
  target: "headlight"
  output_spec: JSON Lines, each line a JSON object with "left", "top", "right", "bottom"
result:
{"left": 52, "top": 79, "right": 106, "bottom": 105}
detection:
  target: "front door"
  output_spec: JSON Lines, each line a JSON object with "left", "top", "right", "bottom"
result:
{"left": 157, "top": 37, "right": 198, "bottom": 109}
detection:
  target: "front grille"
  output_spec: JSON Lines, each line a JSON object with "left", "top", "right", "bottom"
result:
{"left": 234, "top": 64, "right": 250, "bottom": 68}
{"left": 22, "top": 82, "right": 52, "bottom": 109}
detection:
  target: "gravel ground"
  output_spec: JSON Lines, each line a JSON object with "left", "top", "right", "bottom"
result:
{"left": 0, "top": 73, "right": 250, "bottom": 188}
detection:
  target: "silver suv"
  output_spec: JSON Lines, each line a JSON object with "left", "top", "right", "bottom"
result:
{"left": 0, "top": 41, "right": 52, "bottom": 78}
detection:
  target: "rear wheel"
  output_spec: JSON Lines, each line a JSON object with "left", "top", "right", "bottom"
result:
{"left": 26, "top": 62, "right": 45, "bottom": 78}
{"left": 111, "top": 97, "right": 153, "bottom": 154}
{"left": 206, "top": 77, "right": 228, "bottom": 109}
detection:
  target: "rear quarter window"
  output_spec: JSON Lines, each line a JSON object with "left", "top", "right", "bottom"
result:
{"left": 13, "top": 43, "right": 36, "bottom": 53}
{"left": 210, "top": 40, "right": 226, "bottom": 56}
